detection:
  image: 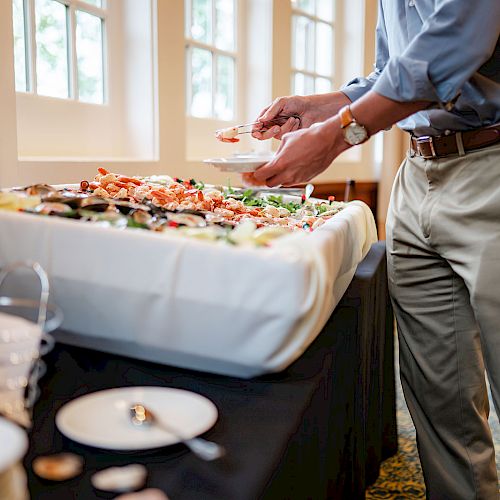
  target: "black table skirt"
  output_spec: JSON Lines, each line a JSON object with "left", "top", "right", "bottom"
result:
{"left": 24, "top": 241, "right": 397, "bottom": 500}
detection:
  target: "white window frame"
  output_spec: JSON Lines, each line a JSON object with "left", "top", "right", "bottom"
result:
{"left": 17, "top": 0, "right": 107, "bottom": 103}
{"left": 290, "top": 2, "right": 336, "bottom": 95}
{"left": 185, "top": 0, "right": 252, "bottom": 162}
{"left": 184, "top": 0, "right": 237, "bottom": 120}
{"left": 12, "top": 0, "right": 159, "bottom": 162}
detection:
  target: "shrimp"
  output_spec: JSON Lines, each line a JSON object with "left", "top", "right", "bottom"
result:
{"left": 214, "top": 207, "right": 235, "bottom": 218}
{"left": 222, "top": 199, "right": 245, "bottom": 212}
{"left": 93, "top": 187, "right": 109, "bottom": 198}
{"left": 150, "top": 190, "right": 177, "bottom": 203}
{"left": 205, "top": 190, "right": 223, "bottom": 203}
{"left": 113, "top": 188, "right": 128, "bottom": 199}
{"left": 99, "top": 173, "right": 118, "bottom": 187}
{"left": 215, "top": 126, "right": 240, "bottom": 143}
{"left": 118, "top": 176, "right": 143, "bottom": 186}
{"left": 106, "top": 183, "right": 119, "bottom": 194}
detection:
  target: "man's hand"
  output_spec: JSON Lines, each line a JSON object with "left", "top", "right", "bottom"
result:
{"left": 244, "top": 91, "right": 430, "bottom": 187}
{"left": 251, "top": 92, "right": 351, "bottom": 141}
{"left": 247, "top": 119, "right": 349, "bottom": 187}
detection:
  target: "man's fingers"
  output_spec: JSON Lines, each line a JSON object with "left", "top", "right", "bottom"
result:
{"left": 251, "top": 103, "right": 273, "bottom": 137}
{"left": 264, "top": 174, "right": 287, "bottom": 188}
{"left": 256, "top": 126, "right": 281, "bottom": 141}
{"left": 241, "top": 172, "right": 266, "bottom": 187}
{"left": 256, "top": 103, "right": 271, "bottom": 120}
{"left": 253, "top": 157, "right": 287, "bottom": 183}
{"left": 274, "top": 117, "right": 297, "bottom": 140}
{"left": 290, "top": 117, "right": 301, "bottom": 132}
{"left": 259, "top": 97, "right": 285, "bottom": 123}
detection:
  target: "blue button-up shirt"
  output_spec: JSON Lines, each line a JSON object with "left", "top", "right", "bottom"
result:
{"left": 342, "top": 0, "right": 500, "bottom": 135}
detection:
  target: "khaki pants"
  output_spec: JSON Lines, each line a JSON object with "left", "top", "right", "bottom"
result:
{"left": 386, "top": 142, "right": 500, "bottom": 500}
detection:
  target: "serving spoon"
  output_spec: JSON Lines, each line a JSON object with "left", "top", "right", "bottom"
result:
{"left": 129, "top": 403, "right": 225, "bottom": 461}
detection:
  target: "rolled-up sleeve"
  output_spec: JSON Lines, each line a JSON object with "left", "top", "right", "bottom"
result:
{"left": 341, "top": 0, "right": 389, "bottom": 102}
{"left": 373, "top": 0, "right": 500, "bottom": 104}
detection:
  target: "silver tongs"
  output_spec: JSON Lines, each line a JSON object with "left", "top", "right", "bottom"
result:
{"left": 215, "top": 114, "right": 301, "bottom": 141}
{"left": 238, "top": 114, "right": 301, "bottom": 135}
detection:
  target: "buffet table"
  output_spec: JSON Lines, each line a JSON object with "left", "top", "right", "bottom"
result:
{"left": 0, "top": 200, "right": 377, "bottom": 378}
{"left": 25, "top": 242, "right": 397, "bottom": 500}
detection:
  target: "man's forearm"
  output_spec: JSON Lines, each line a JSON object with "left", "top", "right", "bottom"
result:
{"left": 305, "top": 91, "right": 352, "bottom": 123}
{"left": 349, "top": 90, "right": 428, "bottom": 136}
{"left": 318, "top": 90, "right": 430, "bottom": 162}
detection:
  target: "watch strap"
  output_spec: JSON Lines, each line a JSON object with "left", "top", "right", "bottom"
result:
{"left": 339, "top": 105, "right": 354, "bottom": 128}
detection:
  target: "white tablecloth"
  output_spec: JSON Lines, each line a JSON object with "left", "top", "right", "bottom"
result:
{"left": 0, "top": 202, "right": 377, "bottom": 377}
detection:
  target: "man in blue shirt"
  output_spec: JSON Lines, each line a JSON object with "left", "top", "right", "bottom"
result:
{"left": 250, "top": 1, "right": 500, "bottom": 498}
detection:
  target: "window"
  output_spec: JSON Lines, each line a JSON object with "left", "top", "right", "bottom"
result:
{"left": 12, "top": 0, "right": 106, "bottom": 104}
{"left": 11, "top": 0, "right": 157, "bottom": 160}
{"left": 291, "top": 0, "right": 335, "bottom": 95}
{"left": 185, "top": 0, "right": 237, "bottom": 120}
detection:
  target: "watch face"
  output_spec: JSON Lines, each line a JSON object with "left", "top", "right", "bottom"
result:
{"left": 345, "top": 123, "right": 368, "bottom": 145}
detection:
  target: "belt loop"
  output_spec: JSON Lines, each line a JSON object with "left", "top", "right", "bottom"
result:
{"left": 456, "top": 132, "right": 466, "bottom": 156}
{"left": 409, "top": 134, "right": 416, "bottom": 158}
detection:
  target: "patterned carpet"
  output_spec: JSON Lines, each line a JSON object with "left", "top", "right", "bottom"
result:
{"left": 366, "top": 340, "right": 500, "bottom": 499}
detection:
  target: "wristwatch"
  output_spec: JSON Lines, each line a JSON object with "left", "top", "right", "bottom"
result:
{"left": 339, "top": 105, "right": 369, "bottom": 146}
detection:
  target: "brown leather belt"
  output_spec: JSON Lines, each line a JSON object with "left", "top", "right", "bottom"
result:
{"left": 410, "top": 124, "right": 500, "bottom": 159}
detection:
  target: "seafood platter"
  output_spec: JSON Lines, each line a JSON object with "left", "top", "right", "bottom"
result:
{"left": 0, "top": 169, "right": 377, "bottom": 377}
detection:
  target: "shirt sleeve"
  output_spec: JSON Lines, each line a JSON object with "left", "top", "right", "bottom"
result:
{"left": 373, "top": 0, "right": 500, "bottom": 105}
{"left": 341, "top": 0, "right": 389, "bottom": 102}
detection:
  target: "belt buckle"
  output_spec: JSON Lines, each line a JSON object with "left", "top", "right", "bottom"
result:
{"left": 416, "top": 135, "right": 437, "bottom": 158}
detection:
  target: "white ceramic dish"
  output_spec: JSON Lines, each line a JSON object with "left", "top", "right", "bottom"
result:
{"left": 56, "top": 386, "right": 218, "bottom": 450}
{"left": 203, "top": 154, "right": 274, "bottom": 173}
{"left": 0, "top": 417, "right": 28, "bottom": 473}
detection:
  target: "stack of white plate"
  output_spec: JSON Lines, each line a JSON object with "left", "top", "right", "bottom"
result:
{"left": 0, "top": 417, "right": 28, "bottom": 500}
{"left": 0, "top": 312, "right": 43, "bottom": 427}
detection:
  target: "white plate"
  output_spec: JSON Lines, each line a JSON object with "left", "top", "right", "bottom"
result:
{"left": 203, "top": 155, "right": 274, "bottom": 173}
{"left": 0, "top": 417, "right": 28, "bottom": 473}
{"left": 55, "top": 386, "right": 218, "bottom": 450}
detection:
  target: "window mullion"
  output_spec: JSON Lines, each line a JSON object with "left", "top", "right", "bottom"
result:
{"left": 212, "top": 52, "right": 216, "bottom": 118}
{"left": 292, "top": 69, "right": 324, "bottom": 79}
{"left": 68, "top": 2, "right": 77, "bottom": 100}
{"left": 59, "top": 0, "right": 106, "bottom": 19}
{"left": 291, "top": 8, "right": 332, "bottom": 26}
{"left": 101, "top": 15, "right": 107, "bottom": 103}
{"left": 186, "top": 45, "right": 192, "bottom": 114}
{"left": 211, "top": 0, "right": 216, "bottom": 117}
{"left": 27, "top": 0, "right": 37, "bottom": 94}
{"left": 312, "top": 18, "right": 316, "bottom": 83}
{"left": 186, "top": 39, "right": 235, "bottom": 58}
{"left": 185, "top": 0, "right": 191, "bottom": 38}
{"left": 21, "top": 0, "right": 31, "bottom": 92}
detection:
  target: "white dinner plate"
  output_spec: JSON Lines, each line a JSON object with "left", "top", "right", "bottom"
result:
{"left": 0, "top": 417, "right": 28, "bottom": 473}
{"left": 203, "top": 155, "right": 274, "bottom": 173}
{"left": 55, "top": 386, "right": 218, "bottom": 451}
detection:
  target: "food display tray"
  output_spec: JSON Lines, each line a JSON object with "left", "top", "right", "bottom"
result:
{"left": 0, "top": 201, "right": 377, "bottom": 378}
